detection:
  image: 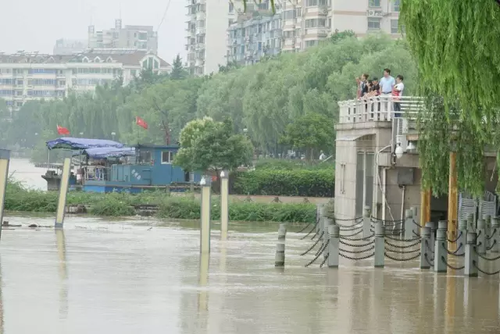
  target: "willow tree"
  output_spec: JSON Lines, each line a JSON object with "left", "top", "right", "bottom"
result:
{"left": 400, "top": 0, "right": 500, "bottom": 195}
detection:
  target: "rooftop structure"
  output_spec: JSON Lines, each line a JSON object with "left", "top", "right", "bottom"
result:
{"left": 88, "top": 19, "right": 158, "bottom": 53}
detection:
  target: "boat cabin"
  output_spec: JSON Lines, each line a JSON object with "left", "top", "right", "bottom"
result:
{"left": 43, "top": 137, "right": 201, "bottom": 193}
{"left": 82, "top": 144, "right": 201, "bottom": 193}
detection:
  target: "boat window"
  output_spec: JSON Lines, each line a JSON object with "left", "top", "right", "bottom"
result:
{"left": 161, "top": 151, "right": 175, "bottom": 164}
{"left": 138, "top": 150, "right": 152, "bottom": 164}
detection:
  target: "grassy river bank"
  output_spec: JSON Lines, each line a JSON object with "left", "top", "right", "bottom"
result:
{"left": 4, "top": 180, "right": 319, "bottom": 223}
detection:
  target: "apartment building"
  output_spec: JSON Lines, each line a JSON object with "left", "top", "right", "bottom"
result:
{"left": 53, "top": 39, "right": 87, "bottom": 55}
{"left": 281, "top": 0, "right": 401, "bottom": 52}
{"left": 0, "top": 50, "right": 170, "bottom": 111}
{"left": 186, "top": 0, "right": 242, "bottom": 76}
{"left": 227, "top": 13, "right": 282, "bottom": 66}
{"left": 88, "top": 19, "right": 159, "bottom": 54}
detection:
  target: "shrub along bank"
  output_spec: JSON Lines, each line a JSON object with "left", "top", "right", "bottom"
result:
{"left": 231, "top": 169, "right": 334, "bottom": 197}
{"left": 4, "top": 180, "right": 316, "bottom": 223}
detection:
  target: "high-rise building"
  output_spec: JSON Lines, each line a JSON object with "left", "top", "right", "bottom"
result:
{"left": 88, "top": 19, "right": 158, "bottom": 54}
{"left": 281, "top": 0, "right": 401, "bottom": 52}
{"left": 185, "top": 0, "right": 242, "bottom": 76}
{"left": 0, "top": 50, "right": 170, "bottom": 112}
{"left": 53, "top": 39, "right": 87, "bottom": 55}
{"left": 227, "top": 14, "right": 282, "bottom": 66}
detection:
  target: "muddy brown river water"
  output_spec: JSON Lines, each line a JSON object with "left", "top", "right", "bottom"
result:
{"left": 0, "top": 215, "right": 498, "bottom": 333}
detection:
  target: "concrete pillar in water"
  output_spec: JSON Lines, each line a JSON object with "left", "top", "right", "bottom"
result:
{"left": 0, "top": 149, "right": 10, "bottom": 240}
{"left": 458, "top": 219, "right": 467, "bottom": 250}
{"left": 476, "top": 219, "right": 486, "bottom": 255}
{"left": 200, "top": 176, "right": 212, "bottom": 254}
{"left": 420, "top": 226, "right": 431, "bottom": 269}
{"left": 317, "top": 204, "right": 325, "bottom": 234}
{"left": 426, "top": 221, "right": 436, "bottom": 255}
{"left": 327, "top": 224, "right": 340, "bottom": 268}
{"left": 411, "top": 206, "right": 420, "bottom": 237}
{"left": 323, "top": 217, "right": 333, "bottom": 256}
{"left": 491, "top": 217, "right": 500, "bottom": 253}
{"left": 466, "top": 214, "right": 475, "bottom": 232}
{"left": 55, "top": 155, "right": 72, "bottom": 229}
{"left": 374, "top": 222, "right": 385, "bottom": 268}
{"left": 404, "top": 209, "right": 414, "bottom": 240}
{"left": 220, "top": 170, "right": 229, "bottom": 240}
{"left": 434, "top": 220, "right": 448, "bottom": 273}
{"left": 363, "top": 206, "right": 371, "bottom": 238}
{"left": 464, "top": 232, "right": 478, "bottom": 277}
{"left": 275, "top": 223, "right": 287, "bottom": 267}
{"left": 484, "top": 215, "right": 492, "bottom": 250}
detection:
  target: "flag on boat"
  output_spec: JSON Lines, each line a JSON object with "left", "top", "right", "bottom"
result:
{"left": 136, "top": 116, "right": 148, "bottom": 129}
{"left": 57, "top": 125, "right": 70, "bottom": 135}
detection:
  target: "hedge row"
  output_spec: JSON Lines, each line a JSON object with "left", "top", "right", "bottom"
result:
{"left": 231, "top": 169, "right": 334, "bottom": 197}
{"left": 4, "top": 180, "right": 316, "bottom": 223}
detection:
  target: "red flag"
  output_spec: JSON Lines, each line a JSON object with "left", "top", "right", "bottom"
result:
{"left": 57, "top": 125, "right": 70, "bottom": 135}
{"left": 136, "top": 116, "right": 148, "bottom": 129}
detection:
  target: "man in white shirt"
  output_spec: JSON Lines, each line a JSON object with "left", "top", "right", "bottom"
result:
{"left": 379, "top": 68, "right": 395, "bottom": 95}
{"left": 393, "top": 75, "right": 404, "bottom": 116}
{"left": 379, "top": 68, "right": 395, "bottom": 114}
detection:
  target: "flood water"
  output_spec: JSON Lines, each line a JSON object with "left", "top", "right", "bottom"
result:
{"left": 3, "top": 159, "right": 500, "bottom": 333}
{"left": 0, "top": 215, "right": 499, "bottom": 334}
{"left": 8, "top": 158, "right": 46, "bottom": 190}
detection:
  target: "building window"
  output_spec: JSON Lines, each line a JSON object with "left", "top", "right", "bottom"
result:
{"left": 369, "top": 0, "right": 381, "bottom": 7}
{"left": 391, "top": 19, "right": 399, "bottom": 33}
{"left": 368, "top": 18, "right": 381, "bottom": 30}
{"left": 305, "top": 18, "right": 327, "bottom": 28}
{"left": 305, "top": 40, "right": 318, "bottom": 48}
{"left": 161, "top": 151, "right": 175, "bottom": 164}
{"left": 393, "top": 0, "right": 400, "bottom": 12}
{"left": 229, "top": 2, "right": 234, "bottom": 12}
{"left": 306, "top": 0, "right": 318, "bottom": 6}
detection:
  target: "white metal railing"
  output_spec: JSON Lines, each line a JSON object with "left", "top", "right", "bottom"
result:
{"left": 338, "top": 96, "right": 425, "bottom": 124}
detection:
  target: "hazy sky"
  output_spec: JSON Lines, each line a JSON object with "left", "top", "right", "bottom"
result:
{"left": 0, "top": 0, "right": 186, "bottom": 63}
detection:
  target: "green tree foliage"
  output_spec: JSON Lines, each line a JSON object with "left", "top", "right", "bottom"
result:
{"left": 1, "top": 34, "right": 416, "bottom": 166}
{"left": 174, "top": 117, "right": 253, "bottom": 173}
{"left": 170, "top": 54, "right": 188, "bottom": 80}
{"left": 401, "top": 1, "right": 500, "bottom": 194}
{"left": 280, "top": 112, "right": 335, "bottom": 160}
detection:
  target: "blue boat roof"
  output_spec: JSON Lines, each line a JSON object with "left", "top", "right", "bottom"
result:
{"left": 83, "top": 147, "right": 136, "bottom": 159}
{"left": 135, "top": 144, "right": 179, "bottom": 150}
{"left": 47, "top": 137, "right": 124, "bottom": 150}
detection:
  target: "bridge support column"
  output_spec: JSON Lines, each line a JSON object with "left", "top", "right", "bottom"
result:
{"left": 220, "top": 170, "right": 229, "bottom": 240}
{"left": 200, "top": 176, "right": 212, "bottom": 254}
{"left": 434, "top": 220, "right": 448, "bottom": 273}
{"left": 0, "top": 149, "right": 10, "bottom": 240}
{"left": 55, "top": 155, "right": 71, "bottom": 229}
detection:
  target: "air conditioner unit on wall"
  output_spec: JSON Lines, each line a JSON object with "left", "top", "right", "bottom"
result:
{"left": 367, "top": 10, "right": 383, "bottom": 17}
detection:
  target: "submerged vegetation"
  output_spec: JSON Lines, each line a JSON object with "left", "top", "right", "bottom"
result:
{"left": 4, "top": 179, "right": 316, "bottom": 223}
